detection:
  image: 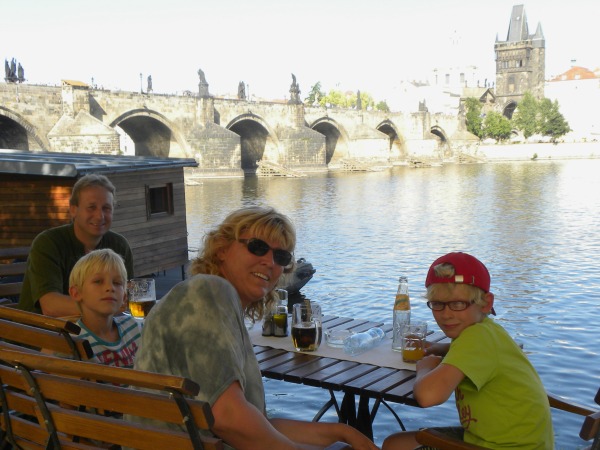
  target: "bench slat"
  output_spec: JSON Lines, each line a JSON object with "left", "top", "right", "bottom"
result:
{"left": 0, "top": 261, "right": 27, "bottom": 276}
{"left": 0, "top": 305, "right": 82, "bottom": 334}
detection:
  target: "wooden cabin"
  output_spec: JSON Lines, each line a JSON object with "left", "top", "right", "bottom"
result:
{"left": 0, "top": 149, "right": 198, "bottom": 277}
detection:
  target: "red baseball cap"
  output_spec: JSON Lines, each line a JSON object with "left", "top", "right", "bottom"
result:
{"left": 425, "top": 252, "right": 491, "bottom": 293}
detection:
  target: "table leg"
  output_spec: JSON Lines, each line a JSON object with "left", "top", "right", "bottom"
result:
{"left": 339, "top": 393, "right": 357, "bottom": 428}
{"left": 313, "top": 390, "right": 340, "bottom": 422}
{"left": 357, "top": 395, "right": 374, "bottom": 440}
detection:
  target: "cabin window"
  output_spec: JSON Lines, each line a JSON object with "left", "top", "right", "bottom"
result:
{"left": 145, "top": 183, "right": 174, "bottom": 218}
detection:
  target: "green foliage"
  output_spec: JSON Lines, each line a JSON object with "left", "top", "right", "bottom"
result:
{"left": 538, "top": 98, "right": 571, "bottom": 141}
{"left": 375, "top": 100, "right": 390, "bottom": 112}
{"left": 306, "top": 85, "right": 383, "bottom": 110}
{"left": 464, "top": 98, "right": 484, "bottom": 138}
{"left": 305, "top": 82, "right": 325, "bottom": 106}
{"left": 483, "top": 111, "right": 512, "bottom": 141}
{"left": 355, "top": 91, "right": 374, "bottom": 110}
{"left": 323, "top": 89, "right": 348, "bottom": 108}
{"left": 512, "top": 92, "right": 539, "bottom": 138}
{"left": 466, "top": 91, "right": 571, "bottom": 142}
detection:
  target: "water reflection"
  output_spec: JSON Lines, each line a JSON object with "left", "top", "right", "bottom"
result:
{"left": 185, "top": 160, "right": 600, "bottom": 448}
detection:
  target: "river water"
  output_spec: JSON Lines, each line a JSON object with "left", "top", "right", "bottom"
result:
{"left": 184, "top": 160, "right": 600, "bottom": 449}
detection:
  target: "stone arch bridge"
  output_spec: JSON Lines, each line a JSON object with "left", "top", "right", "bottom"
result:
{"left": 0, "top": 81, "right": 477, "bottom": 177}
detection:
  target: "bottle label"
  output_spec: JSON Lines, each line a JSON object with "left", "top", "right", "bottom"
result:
{"left": 394, "top": 293, "right": 410, "bottom": 311}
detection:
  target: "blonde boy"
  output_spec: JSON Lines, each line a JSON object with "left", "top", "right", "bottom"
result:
{"left": 383, "top": 252, "right": 553, "bottom": 449}
{"left": 69, "top": 248, "right": 140, "bottom": 368}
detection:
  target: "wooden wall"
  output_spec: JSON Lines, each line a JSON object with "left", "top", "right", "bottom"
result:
{"left": 109, "top": 168, "right": 189, "bottom": 277}
{"left": 0, "top": 168, "right": 190, "bottom": 277}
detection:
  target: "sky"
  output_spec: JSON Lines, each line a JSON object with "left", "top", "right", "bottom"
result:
{"left": 2, "top": 0, "right": 598, "bottom": 103}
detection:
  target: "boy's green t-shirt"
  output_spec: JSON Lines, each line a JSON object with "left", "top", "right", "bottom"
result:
{"left": 443, "top": 317, "right": 554, "bottom": 449}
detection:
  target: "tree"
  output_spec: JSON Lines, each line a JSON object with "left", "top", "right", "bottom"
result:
{"left": 464, "top": 97, "right": 484, "bottom": 138}
{"left": 322, "top": 89, "right": 348, "bottom": 108}
{"left": 538, "top": 98, "right": 571, "bottom": 141}
{"left": 305, "top": 82, "right": 325, "bottom": 106}
{"left": 512, "top": 92, "right": 539, "bottom": 138}
{"left": 354, "top": 91, "right": 374, "bottom": 110}
{"left": 375, "top": 100, "right": 390, "bottom": 112}
{"left": 483, "top": 111, "right": 512, "bottom": 141}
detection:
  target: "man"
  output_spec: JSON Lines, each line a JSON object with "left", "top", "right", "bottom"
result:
{"left": 19, "top": 174, "right": 134, "bottom": 317}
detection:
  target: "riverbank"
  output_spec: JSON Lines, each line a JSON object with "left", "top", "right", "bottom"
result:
{"left": 477, "top": 141, "right": 600, "bottom": 162}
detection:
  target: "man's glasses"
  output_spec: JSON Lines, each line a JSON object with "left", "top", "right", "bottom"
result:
{"left": 238, "top": 238, "right": 293, "bottom": 267}
{"left": 426, "top": 300, "right": 475, "bottom": 311}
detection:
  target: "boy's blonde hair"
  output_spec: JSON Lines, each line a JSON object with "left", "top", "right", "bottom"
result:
{"left": 69, "top": 249, "right": 127, "bottom": 289}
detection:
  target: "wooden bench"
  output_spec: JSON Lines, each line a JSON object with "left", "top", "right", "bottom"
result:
{"left": 0, "top": 347, "right": 224, "bottom": 450}
{"left": 0, "top": 307, "right": 351, "bottom": 449}
{"left": 0, "top": 305, "right": 93, "bottom": 360}
{"left": 416, "top": 390, "right": 600, "bottom": 449}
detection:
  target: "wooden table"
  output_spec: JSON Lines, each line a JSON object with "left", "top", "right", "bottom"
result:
{"left": 251, "top": 315, "right": 448, "bottom": 439}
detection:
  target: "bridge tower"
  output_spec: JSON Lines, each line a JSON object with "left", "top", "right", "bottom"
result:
{"left": 494, "top": 4, "right": 545, "bottom": 118}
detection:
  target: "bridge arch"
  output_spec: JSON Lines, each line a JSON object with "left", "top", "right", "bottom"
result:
{"left": 376, "top": 119, "right": 407, "bottom": 160}
{"left": 308, "top": 117, "right": 350, "bottom": 165}
{"left": 430, "top": 125, "right": 450, "bottom": 158}
{"left": 226, "top": 113, "right": 280, "bottom": 174}
{"left": 502, "top": 101, "right": 518, "bottom": 119}
{"left": 0, "top": 106, "right": 47, "bottom": 150}
{"left": 110, "top": 109, "right": 189, "bottom": 158}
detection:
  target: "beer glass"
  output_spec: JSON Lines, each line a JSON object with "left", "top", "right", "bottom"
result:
{"left": 127, "top": 278, "right": 157, "bottom": 319}
{"left": 291, "top": 302, "right": 321, "bottom": 351}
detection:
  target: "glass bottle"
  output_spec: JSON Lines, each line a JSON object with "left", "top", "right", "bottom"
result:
{"left": 392, "top": 276, "right": 411, "bottom": 351}
{"left": 273, "top": 289, "right": 289, "bottom": 337}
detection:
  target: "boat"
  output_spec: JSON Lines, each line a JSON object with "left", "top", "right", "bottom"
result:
{"left": 279, "top": 258, "right": 316, "bottom": 294}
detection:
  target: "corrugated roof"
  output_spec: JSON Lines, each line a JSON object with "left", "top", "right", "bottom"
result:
{"left": 0, "top": 150, "right": 198, "bottom": 177}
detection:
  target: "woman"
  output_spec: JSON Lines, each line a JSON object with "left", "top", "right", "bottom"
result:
{"left": 133, "top": 206, "right": 378, "bottom": 450}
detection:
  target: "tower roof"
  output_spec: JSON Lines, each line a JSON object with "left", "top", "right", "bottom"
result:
{"left": 505, "top": 4, "right": 544, "bottom": 43}
{"left": 507, "top": 5, "right": 528, "bottom": 42}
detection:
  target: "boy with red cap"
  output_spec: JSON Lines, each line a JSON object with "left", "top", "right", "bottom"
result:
{"left": 383, "top": 252, "right": 553, "bottom": 449}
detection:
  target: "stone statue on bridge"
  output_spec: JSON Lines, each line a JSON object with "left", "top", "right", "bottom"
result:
{"left": 147, "top": 75, "right": 153, "bottom": 93}
{"left": 10, "top": 58, "right": 17, "bottom": 81}
{"left": 198, "top": 68, "right": 210, "bottom": 98}
{"left": 288, "top": 73, "right": 302, "bottom": 105}
{"left": 238, "top": 81, "right": 246, "bottom": 100}
{"left": 18, "top": 63, "right": 25, "bottom": 83}
{"left": 356, "top": 90, "right": 362, "bottom": 110}
{"left": 4, "top": 58, "right": 20, "bottom": 83}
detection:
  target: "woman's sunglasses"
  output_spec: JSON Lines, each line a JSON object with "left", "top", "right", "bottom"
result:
{"left": 238, "top": 238, "right": 293, "bottom": 267}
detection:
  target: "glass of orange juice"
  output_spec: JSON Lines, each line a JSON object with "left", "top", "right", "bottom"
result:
{"left": 401, "top": 322, "right": 427, "bottom": 363}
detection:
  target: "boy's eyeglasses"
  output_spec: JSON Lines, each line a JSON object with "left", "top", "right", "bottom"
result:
{"left": 426, "top": 300, "right": 475, "bottom": 311}
{"left": 238, "top": 238, "right": 293, "bottom": 267}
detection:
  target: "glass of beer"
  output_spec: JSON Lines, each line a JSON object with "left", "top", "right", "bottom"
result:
{"left": 291, "top": 301, "right": 321, "bottom": 352}
{"left": 127, "top": 278, "right": 157, "bottom": 319}
{"left": 401, "top": 322, "right": 427, "bottom": 363}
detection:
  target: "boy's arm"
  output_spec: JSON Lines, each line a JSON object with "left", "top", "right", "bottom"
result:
{"left": 425, "top": 341, "right": 450, "bottom": 356}
{"left": 413, "top": 356, "right": 465, "bottom": 407}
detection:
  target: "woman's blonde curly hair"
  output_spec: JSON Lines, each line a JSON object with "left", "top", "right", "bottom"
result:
{"left": 189, "top": 205, "right": 296, "bottom": 321}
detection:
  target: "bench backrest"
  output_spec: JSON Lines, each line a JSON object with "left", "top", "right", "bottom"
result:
{"left": 0, "top": 246, "right": 29, "bottom": 302}
{"left": 0, "top": 305, "right": 93, "bottom": 360}
{"left": 0, "top": 347, "right": 223, "bottom": 450}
